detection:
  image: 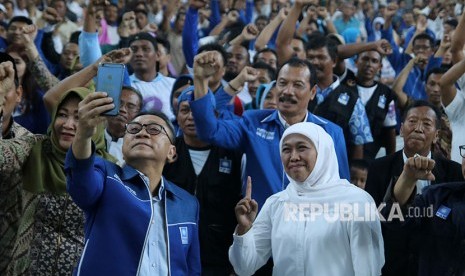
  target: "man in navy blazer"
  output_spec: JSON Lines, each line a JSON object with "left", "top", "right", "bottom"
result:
{"left": 365, "top": 100, "right": 464, "bottom": 276}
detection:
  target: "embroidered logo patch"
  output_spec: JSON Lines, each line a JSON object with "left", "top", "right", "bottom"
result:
{"left": 219, "top": 158, "right": 232, "bottom": 174}
{"left": 435, "top": 205, "right": 451, "bottom": 220}
{"left": 256, "top": 128, "right": 275, "bottom": 140}
{"left": 337, "top": 92, "right": 350, "bottom": 105}
{"left": 179, "top": 227, "right": 188, "bottom": 244}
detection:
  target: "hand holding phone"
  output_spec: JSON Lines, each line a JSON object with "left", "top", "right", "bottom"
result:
{"left": 96, "top": 63, "right": 126, "bottom": 116}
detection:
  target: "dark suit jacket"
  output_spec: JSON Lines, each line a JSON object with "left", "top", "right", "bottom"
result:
{"left": 365, "top": 150, "right": 464, "bottom": 276}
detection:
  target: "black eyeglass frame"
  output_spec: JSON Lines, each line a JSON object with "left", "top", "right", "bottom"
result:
{"left": 460, "top": 145, "right": 465, "bottom": 158}
{"left": 125, "top": 122, "right": 173, "bottom": 144}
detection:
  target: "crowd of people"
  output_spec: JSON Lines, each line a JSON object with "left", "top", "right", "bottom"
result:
{"left": 1, "top": 0, "right": 465, "bottom": 275}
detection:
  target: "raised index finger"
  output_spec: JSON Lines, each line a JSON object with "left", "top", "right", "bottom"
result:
{"left": 245, "top": 176, "right": 252, "bottom": 200}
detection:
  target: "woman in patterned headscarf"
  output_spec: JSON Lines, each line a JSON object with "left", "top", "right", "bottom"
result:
{"left": 7, "top": 87, "right": 115, "bottom": 275}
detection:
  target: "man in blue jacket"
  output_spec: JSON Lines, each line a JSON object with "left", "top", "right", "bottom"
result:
{"left": 381, "top": 3, "right": 442, "bottom": 100}
{"left": 190, "top": 52, "right": 350, "bottom": 209}
{"left": 65, "top": 93, "right": 201, "bottom": 275}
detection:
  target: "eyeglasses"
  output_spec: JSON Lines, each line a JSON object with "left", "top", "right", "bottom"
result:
{"left": 460, "top": 145, "right": 465, "bottom": 158}
{"left": 413, "top": 45, "right": 431, "bottom": 51}
{"left": 125, "top": 122, "right": 173, "bottom": 144}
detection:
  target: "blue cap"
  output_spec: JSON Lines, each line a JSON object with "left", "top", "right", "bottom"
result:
{"left": 177, "top": 85, "right": 216, "bottom": 110}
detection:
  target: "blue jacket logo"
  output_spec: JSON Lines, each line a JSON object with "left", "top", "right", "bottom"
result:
{"left": 256, "top": 128, "right": 275, "bottom": 140}
{"left": 179, "top": 227, "right": 188, "bottom": 244}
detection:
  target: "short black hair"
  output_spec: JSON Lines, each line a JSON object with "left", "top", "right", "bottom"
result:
{"left": 133, "top": 8, "right": 148, "bottom": 16}
{"left": 0, "top": 52, "right": 19, "bottom": 87}
{"left": 252, "top": 61, "right": 276, "bottom": 81}
{"left": 278, "top": 57, "right": 317, "bottom": 88}
{"left": 254, "top": 15, "right": 269, "bottom": 24}
{"left": 122, "top": 86, "right": 143, "bottom": 110}
{"left": 425, "top": 67, "right": 448, "bottom": 83}
{"left": 412, "top": 33, "right": 434, "bottom": 48}
{"left": 155, "top": 36, "right": 171, "bottom": 54}
{"left": 254, "top": 48, "right": 278, "bottom": 64}
{"left": 198, "top": 43, "right": 228, "bottom": 66}
{"left": 133, "top": 111, "right": 175, "bottom": 144}
{"left": 350, "top": 159, "right": 369, "bottom": 171}
{"left": 292, "top": 35, "right": 306, "bottom": 48}
{"left": 306, "top": 32, "right": 338, "bottom": 62}
{"left": 128, "top": 32, "right": 158, "bottom": 50}
{"left": 70, "top": 31, "right": 81, "bottom": 44}
{"left": 403, "top": 100, "right": 441, "bottom": 129}
{"left": 444, "top": 18, "right": 458, "bottom": 29}
{"left": 8, "top": 16, "right": 33, "bottom": 27}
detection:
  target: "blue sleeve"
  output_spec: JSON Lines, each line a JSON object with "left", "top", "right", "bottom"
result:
{"left": 34, "top": 30, "right": 59, "bottom": 75}
{"left": 403, "top": 27, "right": 414, "bottom": 49}
{"left": 238, "top": 10, "right": 247, "bottom": 25}
{"left": 365, "top": 18, "right": 375, "bottom": 42}
{"left": 0, "top": 37, "right": 7, "bottom": 51}
{"left": 190, "top": 92, "right": 245, "bottom": 149}
{"left": 65, "top": 144, "right": 105, "bottom": 211}
{"left": 329, "top": 124, "right": 350, "bottom": 180}
{"left": 381, "top": 26, "right": 405, "bottom": 73}
{"left": 208, "top": 0, "right": 221, "bottom": 33}
{"left": 349, "top": 98, "right": 374, "bottom": 145}
{"left": 427, "top": 56, "right": 443, "bottom": 70}
{"left": 214, "top": 86, "right": 233, "bottom": 110}
{"left": 183, "top": 7, "right": 199, "bottom": 68}
{"left": 79, "top": 31, "right": 102, "bottom": 67}
{"left": 267, "top": 29, "right": 279, "bottom": 49}
{"left": 245, "top": 0, "right": 254, "bottom": 24}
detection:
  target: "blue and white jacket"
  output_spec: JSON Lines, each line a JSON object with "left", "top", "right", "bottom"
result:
{"left": 65, "top": 147, "right": 201, "bottom": 275}
{"left": 190, "top": 92, "right": 350, "bottom": 209}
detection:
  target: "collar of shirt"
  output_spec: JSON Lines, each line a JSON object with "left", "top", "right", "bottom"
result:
{"left": 402, "top": 150, "right": 432, "bottom": 161}
{"left": 278, "top": 111, "right": 308, "bottom": 130}
{"left": 138, "top": 171, "right": 165, "bottom": 201}
{"left": 316, "top": 76, "right": 340, "bottom": 104}
{"left": 105, "top": 129, "right": 122, "bottom": 143}
{"left": 130, "top": 73, "right": 162, "bottom": 83}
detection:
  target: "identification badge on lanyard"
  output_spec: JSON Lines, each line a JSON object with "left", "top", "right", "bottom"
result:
{"left": 219, "top": 158, "right": 232, "bottom": 174}
{"left": 337, "top": 92, "right": 350, "bottom": 106}
{"left": 378, "top": 94, "right": 387, "bottom": 109}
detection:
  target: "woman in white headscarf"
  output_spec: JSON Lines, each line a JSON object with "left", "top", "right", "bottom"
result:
{"left": 229, "top": 122, "right": 384, "bottom": 276}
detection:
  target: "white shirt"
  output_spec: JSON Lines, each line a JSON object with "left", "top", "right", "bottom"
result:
{"left": 130, "top": 74, "right": 176, "bottom": 121}
{"left": 188, "top": 149, "right": 210, "bottom": 176}
{"left": 139, "top": 175, "right": 169, "bottom": 276}
{"left": 443, "top": 88, "right": 465, "bottom": 163}
{"left": 104, "top": 130, "right": 124, "bottom": 166}
{"left": 229, "top": 122, "right": 384, "bottom": 276}
{"left": 229, "top": 185, "right": 384, "bottom": 276}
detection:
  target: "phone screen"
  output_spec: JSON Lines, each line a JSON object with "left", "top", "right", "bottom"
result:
{"left": 96, "top": 63, "right": 125, "bottom": 116}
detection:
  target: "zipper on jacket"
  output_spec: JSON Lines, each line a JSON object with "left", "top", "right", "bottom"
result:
{"left": 164, "top": 188, "right": 171, "bottom": 276}
{"left": 136, "top": 175, "right": 155, "bottom": 275}
{"left": 76, "top": 239, "right": 90, "bottom": 276}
